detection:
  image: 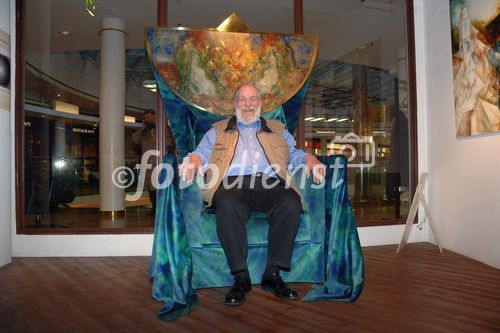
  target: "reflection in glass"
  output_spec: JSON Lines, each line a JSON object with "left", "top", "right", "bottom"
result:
{"left": 23, "top": 0, "right": 157, "bottom": 228}
{"left": 304, "top": 0, "right": 411, "bottom": 222}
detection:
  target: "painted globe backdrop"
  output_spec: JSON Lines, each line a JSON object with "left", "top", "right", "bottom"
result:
{"left": 146, "top": 27, "right": 317, "bottom": 115}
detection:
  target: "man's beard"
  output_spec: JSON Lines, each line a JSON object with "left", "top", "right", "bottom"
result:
{"left": 234, "top": 105, "right": 261, "bottom": 125}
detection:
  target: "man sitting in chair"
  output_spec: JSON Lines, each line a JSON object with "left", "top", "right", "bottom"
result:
{"left": 180, "top": 83, "right": 325, "bottom": 306}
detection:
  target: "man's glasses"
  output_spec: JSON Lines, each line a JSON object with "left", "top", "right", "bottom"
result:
{"left": 236, "top": 96, "right": 260, "bottom": 104}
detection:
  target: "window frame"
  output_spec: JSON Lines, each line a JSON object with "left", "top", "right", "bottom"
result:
{"left": 14, "top": 0, "right": 418, "bottom": 234}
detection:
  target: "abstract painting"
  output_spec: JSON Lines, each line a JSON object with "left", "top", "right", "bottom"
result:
{"left": 450, "top": 0, "right": 499, "bottom": 137}
{"left": 146, "top": 28, "right": 317, "bottom": 115}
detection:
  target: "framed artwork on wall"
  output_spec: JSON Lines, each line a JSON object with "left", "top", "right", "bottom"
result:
{"left": 449, "top": 0, "right": 499, "bottom": 137}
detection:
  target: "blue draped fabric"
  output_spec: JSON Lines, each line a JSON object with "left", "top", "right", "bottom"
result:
{"left": 149, "top": 68, "right": 364, "bottom": 322}
{"left": 303, "top": 156, "right": 364, "bottom": 302}
{"left": 149, "top": 155, "right": 199, "bottom": 321}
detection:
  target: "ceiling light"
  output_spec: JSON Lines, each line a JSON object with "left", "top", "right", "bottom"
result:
{"left": 325, "top": 118, "right": 339, "bottom": 122}
{"left": 336, "top": 118, "right": 349, "bottom": 122}
{"left": 310, "top": 117, "right": 325, "bottom": 122}
{"left": 124, "top": 116, "right": 136, "bottom": 123}
{"left": 305, "top": 117, "right": 316, "bottom": 121}
{"left": 59, "top": 31, "right": 72, "bottom": 36}
{"left": 142, "top": 80, "right": 157, "bottom": 93}
{"left": 53, "top": 100, "right": 79, "bottom": 115}
{"left": 55, "top": 159, "right": 66, "bottom": 169}
{"left": 315, "top": 130, "right": 337, "bottom": 134}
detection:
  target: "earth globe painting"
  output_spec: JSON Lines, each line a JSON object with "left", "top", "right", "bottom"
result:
{"left": 146, "top": 14, "right": 317, "bottom": 115}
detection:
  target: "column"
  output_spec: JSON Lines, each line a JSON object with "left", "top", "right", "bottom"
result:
{"left": 99, "top": 17, "right": 126, "bottom": 217}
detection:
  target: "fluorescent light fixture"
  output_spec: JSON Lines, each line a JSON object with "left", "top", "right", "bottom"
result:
{"left": 124, "top": 116, "right": 136, "bottom": 123}
{"left": 53, "top": 100, "right": 79, "bottom": 115}
{"left": 59, "top": 30, "right": 71, "bottom": 36}
{"left": 304, "top": 117, "right": 316, "bottom": 121}
{"left": 142, "top": 80, "right": 157, "bottom": 93}
{"left": 310, "top": 117, "right": 325, "bottom": 122}
{"left": 325, "top": 118, "right": 339, "bottom": 122}
{"left": 86, "top": 0, "right": 95, "bottom": 17}
{"left": 336, "top": 118, "right": 349, "bottom": 122}
{"left": 315, "top": 130, "right": 337, "bottom": 134}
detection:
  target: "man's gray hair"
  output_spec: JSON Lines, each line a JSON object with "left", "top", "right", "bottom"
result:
{"left": 233, "top": 83, "right": 261, "bottom": 101}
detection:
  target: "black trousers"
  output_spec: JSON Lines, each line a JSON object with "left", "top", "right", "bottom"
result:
{"left": 212, "top": 175, "right": 302, "bottom": 274}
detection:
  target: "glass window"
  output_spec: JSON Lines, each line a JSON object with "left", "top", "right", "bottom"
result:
{"left": 304, "top": 0, "right": 411, "bottom": 223}
{"left": 23, "top": 0, "right": 157, "bottom": 228}
{"left": 19, "top": 0, "right": 415, "bottom": 230}
{"left": 168, "top": 0, "right": 293, "bottom": 33}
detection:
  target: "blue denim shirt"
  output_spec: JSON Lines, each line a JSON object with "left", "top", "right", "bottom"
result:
{"left": 189, "top": 119, "right": 308, "bottom": 177}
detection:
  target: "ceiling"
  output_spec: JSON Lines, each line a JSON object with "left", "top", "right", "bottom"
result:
{"left": 23, "top": 0, "right": 407, "bottom": 124}
{"left": 25, "top": 0, "right": 407, "bottom": 64}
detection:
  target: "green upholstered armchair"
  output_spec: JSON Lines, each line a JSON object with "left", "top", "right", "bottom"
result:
{"left": 148, "top": 78, "right": 364, "bottom": 322}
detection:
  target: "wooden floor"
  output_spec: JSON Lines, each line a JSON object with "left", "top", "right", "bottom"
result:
{"left": 0, "top": 243, "right": 499, "bottom": 332}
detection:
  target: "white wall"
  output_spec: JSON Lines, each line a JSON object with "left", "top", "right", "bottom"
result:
{"left": 10, "top": 228, "right": 424, "bottom": 257}
{"left": 414, "top": 0, "right": 500, "bottom": 269}
{"left": 0, "top": 0, "right": 12, "bottom": 267}
{"left": 12, "top": 234, "right": 154, "bottom": 257}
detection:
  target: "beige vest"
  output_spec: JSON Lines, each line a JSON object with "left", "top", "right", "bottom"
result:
{"left": 203, "top": 117, "right": 298, "bottom": 206}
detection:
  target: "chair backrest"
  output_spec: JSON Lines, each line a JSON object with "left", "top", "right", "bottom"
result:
{"left": 154, "top": 71, "right": 309, "bottom": 156}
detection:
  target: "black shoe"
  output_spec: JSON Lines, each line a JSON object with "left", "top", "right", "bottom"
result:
{"left": 224, "top": 275, "right": 252, "bottom": 306}
{"left": 261, "top": 273, "right": 299, "bottom": 300}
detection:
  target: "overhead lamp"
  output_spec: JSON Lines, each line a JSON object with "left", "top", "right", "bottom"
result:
{"left": 53, "top": 100, "right": 79, "bottom": 115}
{"left": 310, "top": 117, "right": 325, "bottom": 122}
{"left": 86, "top": 0, "right": 96, "bottom": 17}
{"left": 325, "top": 118, "right": 339, "bottom": 122}
{"left": 142, "top": 80, "right": 157, "bottom": 93}
{"left": 305, "top": 117, "right": 316, "bottom": 121}
{"left": 124, "top": 116, "right": 136, "bottom": 123}
{"left": 59, "top": 30, "right": 72, "bottom": 36}
{"left": 336, "top": 118, "right": 349, "bottom": 122}
{"left": 55, "top": 159, "right": 66, "bottom": 169}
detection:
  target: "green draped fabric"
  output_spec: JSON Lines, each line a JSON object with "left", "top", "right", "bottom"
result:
{"left": 303, "top": 156, "right": 364, "bottom": 301}
{"left": 149, "top": 155, "right": 199, "bottom": 321}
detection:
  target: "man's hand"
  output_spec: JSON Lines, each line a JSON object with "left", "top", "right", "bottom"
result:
{"left": 179, "top": 153, "right": 203, "bottom": 183}
{"left": 305, "top": 155, "right": 326, "bottom": 184}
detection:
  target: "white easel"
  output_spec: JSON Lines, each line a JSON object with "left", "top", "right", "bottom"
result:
{"left": 397, "top": 173, "right": 442, "bottom": 254}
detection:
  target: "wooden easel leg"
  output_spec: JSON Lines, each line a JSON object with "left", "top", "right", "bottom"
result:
{"left": 419, "top": 191, "right": 443, "bottom": 253}
{"left": 397, "top": 173, "right": 441, "bottom": 254}
{"left": 397, "top": 190, "right": 420, "bottom": 254}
